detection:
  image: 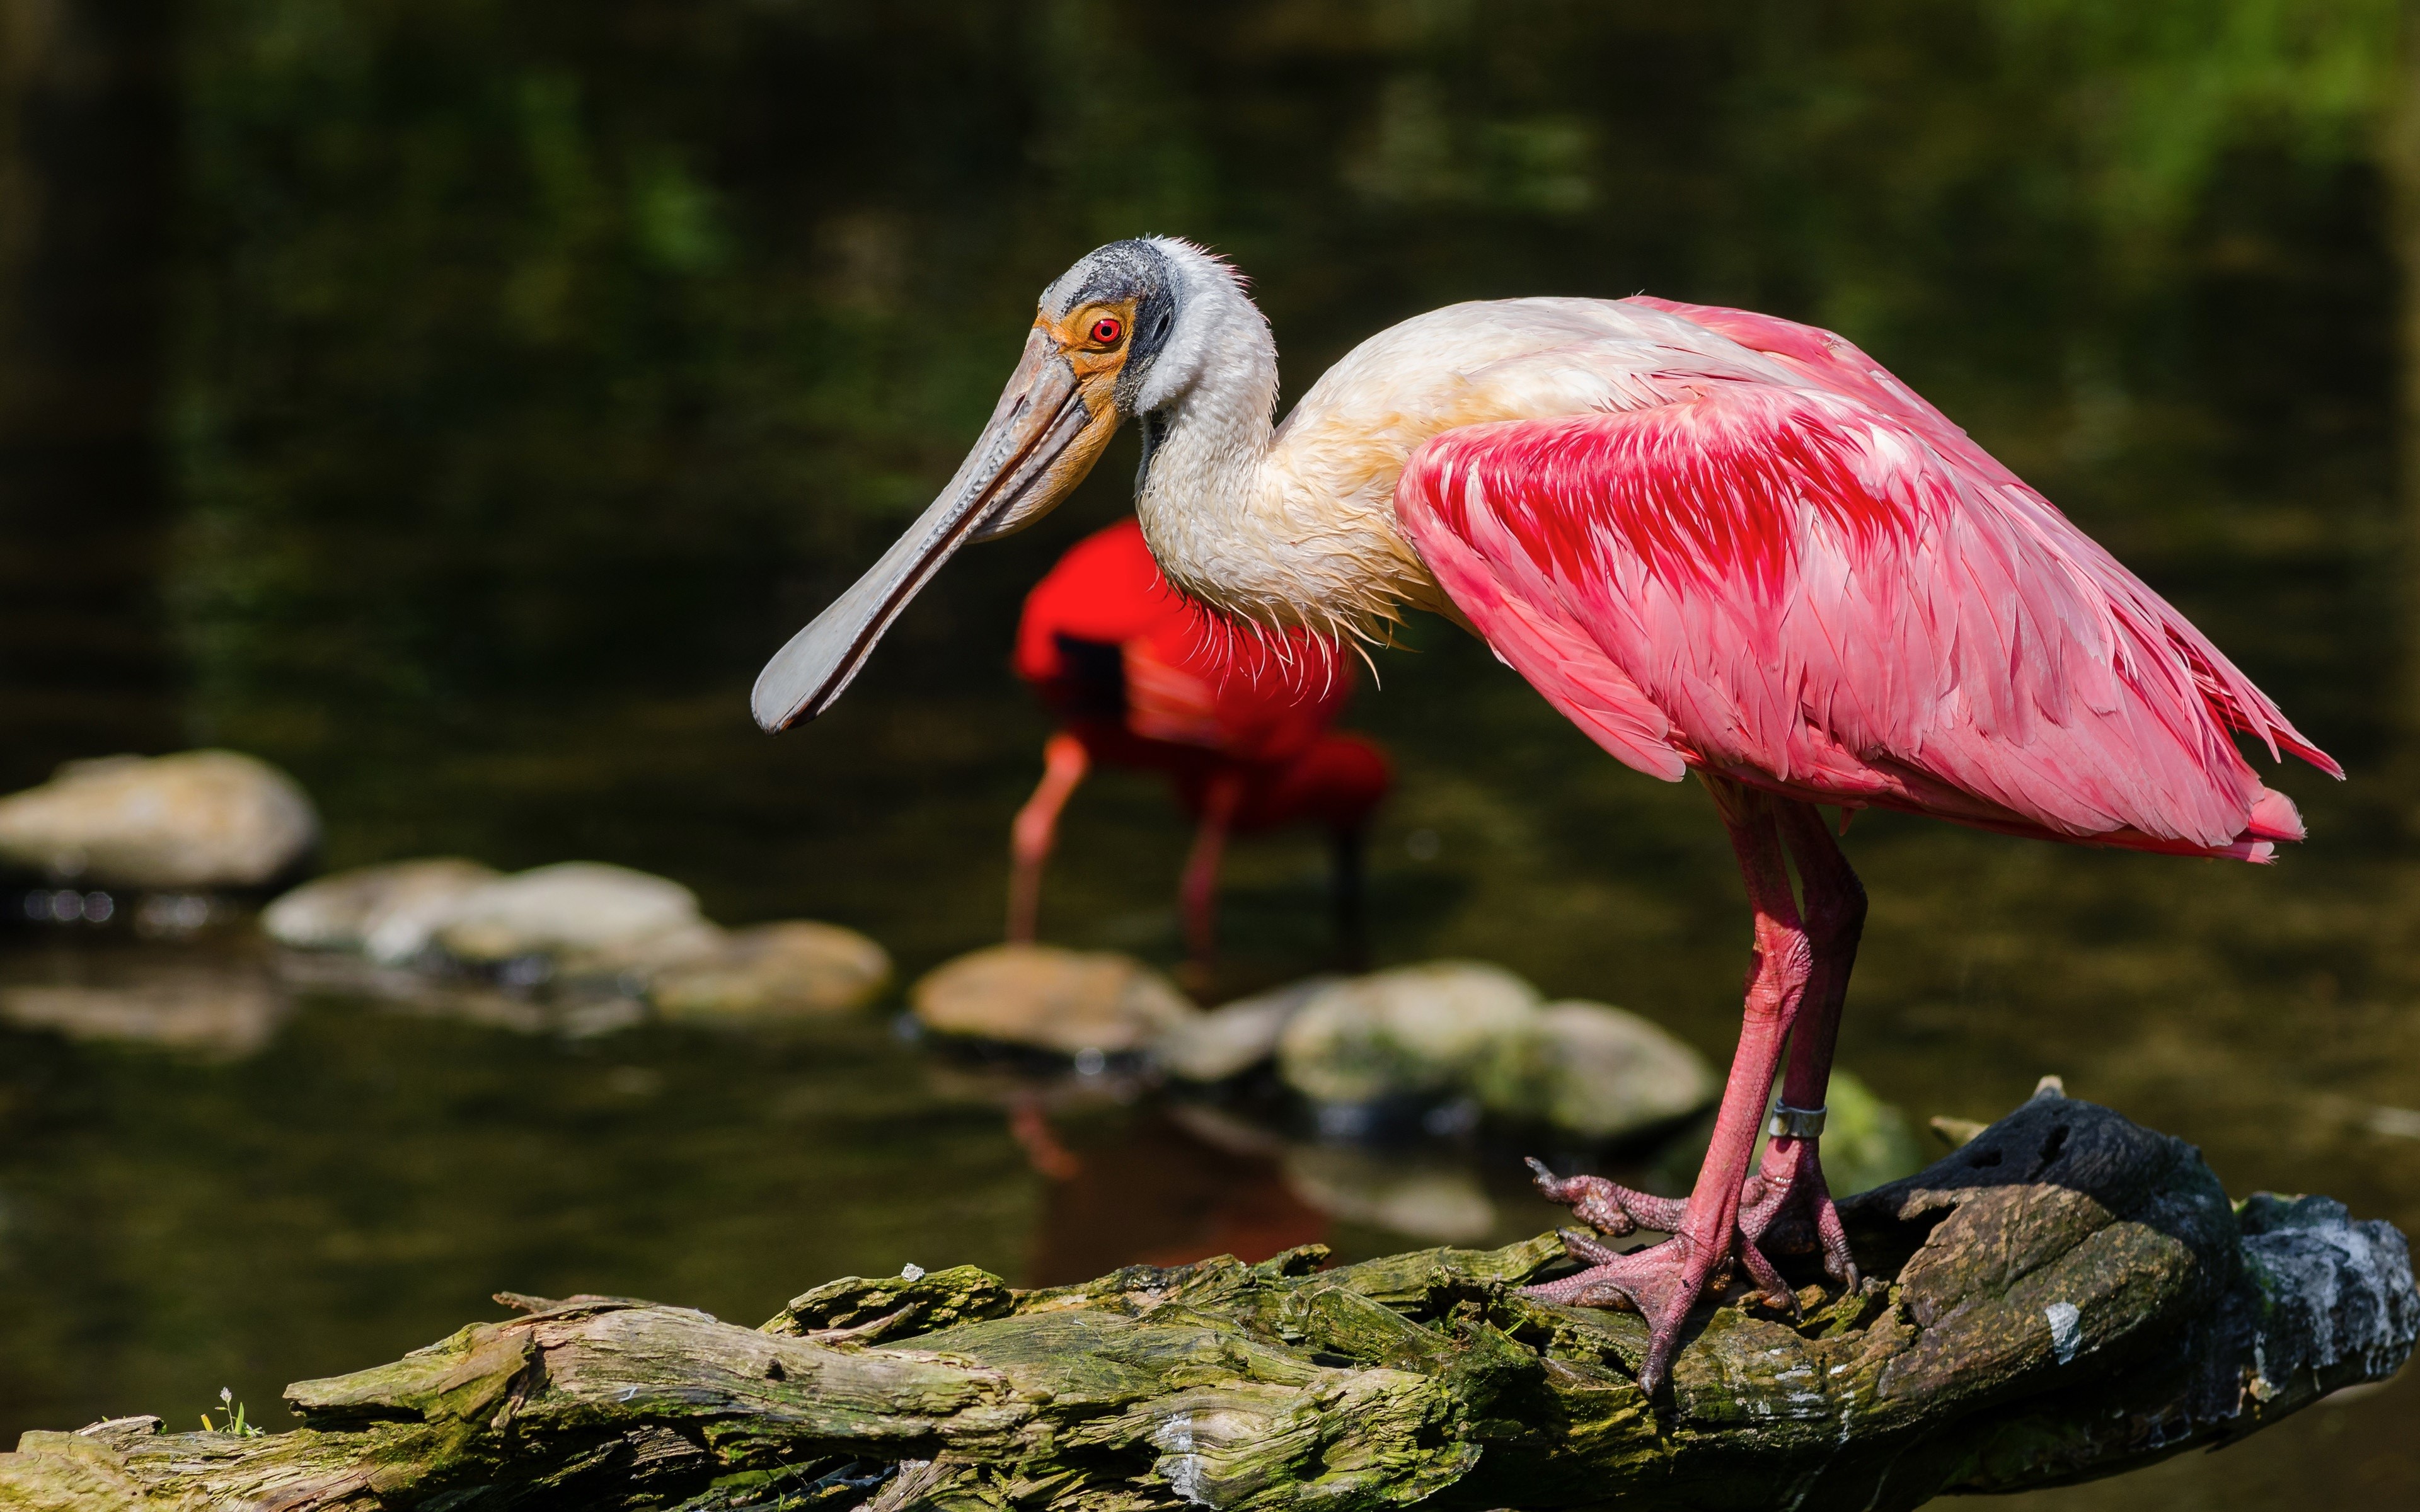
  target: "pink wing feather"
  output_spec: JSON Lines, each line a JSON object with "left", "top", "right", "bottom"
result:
{"left": 1629, "top": 297, "right": 2337, "bottom": 776}
{"left": 1398, "top": 305, "right": 2337, "bottom": 862}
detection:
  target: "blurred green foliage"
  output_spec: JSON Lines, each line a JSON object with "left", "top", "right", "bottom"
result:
{"left": 166, "top": 1, "right": 2395, "bottom": 907}
{"left": 1990, "top": 0, "right": 2397, "bottom": 242}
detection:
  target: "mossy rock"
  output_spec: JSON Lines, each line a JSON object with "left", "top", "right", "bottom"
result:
{"left": 648, "top": 921, "right": 892, "bottom": 1021}
{"left": 1469, "top": 999, "right": 1719, "bottom": 1141}
{"left": 1276, "top": 961, "right": 1539, "bottom": 1105}
{"left": 912, "top": 943, "right": 1196, "bottom": 1056}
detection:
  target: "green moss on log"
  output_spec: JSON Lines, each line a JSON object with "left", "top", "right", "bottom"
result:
{"left": 3, "top": 1095, "right": 2411, "bottom": 1512}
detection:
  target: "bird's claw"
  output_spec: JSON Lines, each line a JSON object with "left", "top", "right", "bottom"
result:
{"left": 1525, "top": 1149, "right": 1865, "bottom": 1389}
{"left": 1741, "top": 1137, "right": 1860, "bottom": 1290}
{"left": 1557, "top": 1226, "right": 1628, "bottom": 1268}
{"left": 1522, "top": 1231, "right": 1719, "bottom": 1394}
{"left": 1734, "top": 1233, "right": 1799, "bottom": 1315}
{"left": 1524, "top": 1157, "right": 1685, "bottom": 1237}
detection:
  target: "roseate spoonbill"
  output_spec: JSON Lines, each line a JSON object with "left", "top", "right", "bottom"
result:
{"left": 1008, "top": 517, "right": 1391, "bottom": 977}
{"left": 752, "top": 238, "right": 2339, "bottom": 1392}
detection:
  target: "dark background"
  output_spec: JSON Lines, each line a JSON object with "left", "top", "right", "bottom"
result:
{"left": 1, "top": 3, "right": 2413, "bottom": 1503}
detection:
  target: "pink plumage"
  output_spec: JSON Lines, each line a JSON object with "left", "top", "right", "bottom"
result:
{"left": 1397, "top": 296, "right": 2337, "bottom": 862}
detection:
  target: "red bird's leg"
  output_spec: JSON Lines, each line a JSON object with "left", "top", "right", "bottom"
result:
{"left": 1007, "top": 733, "right": 1089, "bottom": 943}
{"left": 1006, "top": 1091, "right": 1083, "bottom": 1181}
{"left": 1176, "top": 774, "right": 1239, "bottom": 987}
{"left": 1178, "top": 772, "right": 1244, "bottom": 987}
{"left": 1741, "top": 801, "right": 1869, "bottom": 1286}
{"left": 1526, "top": 777, "right": 1812, "bottom": 1392}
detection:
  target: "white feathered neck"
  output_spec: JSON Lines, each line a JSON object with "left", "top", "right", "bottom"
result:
{"left": 1127, "top": 239, "right": 1436, "bottom": 644}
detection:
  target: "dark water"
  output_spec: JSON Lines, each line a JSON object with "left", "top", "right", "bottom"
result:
{"left": 2, "top": 3, "right": 2416, "bottom": 1503}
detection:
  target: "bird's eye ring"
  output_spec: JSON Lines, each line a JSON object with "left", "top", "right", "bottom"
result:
{"left": 1090, "top": 316, "right": 1124, "bottom": 346}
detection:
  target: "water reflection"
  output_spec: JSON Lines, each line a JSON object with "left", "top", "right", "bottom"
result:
{"left": 0, "top": 941, "right": 288, "bottom": 1058}
{"left": 1019, "top": 1104, "right": 1332, "bottom": 1285}
{"left": 1, "top": 3, "right": 2416, "bottom": 1506}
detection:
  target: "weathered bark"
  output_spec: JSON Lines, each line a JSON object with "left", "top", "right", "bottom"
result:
{"left": 3, "top": 1094, "right": 2412, "bottom": 1512}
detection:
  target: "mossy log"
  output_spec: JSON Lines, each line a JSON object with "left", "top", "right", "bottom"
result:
{"left": 5, "top": 1094, "right": 2414, "bottom": 1512}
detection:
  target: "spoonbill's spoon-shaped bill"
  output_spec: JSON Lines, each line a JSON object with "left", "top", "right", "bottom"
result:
{"left": 751, "top": 328, "right": 1097, "bottom": 731}
{"left": 754, "top": 239, "right": 1194, "bottom": 731}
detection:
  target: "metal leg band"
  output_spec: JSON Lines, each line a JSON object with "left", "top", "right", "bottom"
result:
{"left": 1768, "top": 1102, "right": 1827, "bottom": 1140}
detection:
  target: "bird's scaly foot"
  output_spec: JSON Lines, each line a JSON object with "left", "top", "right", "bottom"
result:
{"left": 1522, "top": 1143, "right": 1860, "bottom": 1392}
{"left": 1522, "top": 1158, "right": 1688, "bottom": 1237}
{"left": 1519, "top": 1218, "right": 1736, "bottom": 1389}
{"left": 1737, "top": 1135, "right": 1859, "bottom": 1290}
{"left": 1522, "top": 1159, "right": 1777, "bottom": 1392}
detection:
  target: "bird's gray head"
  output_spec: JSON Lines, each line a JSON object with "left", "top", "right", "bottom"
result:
{"left": 1039, "top": 238, "right": 1178, "bottom": 418}
{"left": 748, "top": 236, "right": 1242, "bottom": 732}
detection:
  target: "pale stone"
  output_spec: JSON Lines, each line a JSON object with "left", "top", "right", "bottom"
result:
{"left": 1151, "top": 975, "right": 1339, "bottom": 1083}
{"left": 0, "top": 751, "right": 318, "bottom": 889}
{"left": 649, "top": 921, "right": 893, "bottom": 1021}
{"left": 429, "top": 862, "right": 706, "bottom": 966}
{"left": 1281, "top": 1143, "right": 1498, "bottom": 1244}
{"left": 1470, "top": 999, "right": 1719, "bottom": 1140}
{"left": 911, "top": 943, "right": 1196, "bottom": 1056}
{"left": 1275, "top": 960, "right": 1541, "bottom": 1106}
{"left": 596, "top": 921, "right": 730, "bottom": 976}
{"left": 261, "top": 857, "right": 503, "bottom": 961}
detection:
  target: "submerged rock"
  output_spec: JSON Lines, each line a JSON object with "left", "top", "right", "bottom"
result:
{"left": 1472, "top": 999, "right": 1718, "bottom": 1140}
{"left": 1151, "top": 975, "right": 1339, "bottom": 1083}
{"left": 1276, "top": 960, "right": 1540, "bottom": 1106}
{"left": 262, "top": 857, "right": 502, "bottom": 962}
{"left": 0, "top": 751, "right": 318, "bottom": 890}
{"left": 649, "top": 921, "right": 893, "bottom": 1021}
{"left": 1265, "top": 961, "right": 1718, "bottom": 1142}
{"left": 430, "top": 862, "right": 713, "bottom": 971}
{"left": 911, "top": 943, "right": 1196, "bottom": 1056}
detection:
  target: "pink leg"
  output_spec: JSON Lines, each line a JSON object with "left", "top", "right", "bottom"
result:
{"left": 1007, "top": 733, "right": 1088, "bottom": 944}
{"left": 1007, "top": 1092, "right": 1083, "bottom": 1181}
{"left": 1739, "top": 801, "right": 1868, "bottom": 1286}
{"left": 1178, "top": 772, "right": 1243, "bottom": 984}
{"left": 1525, "top": 776, "right": 1812, "bottom": 1393}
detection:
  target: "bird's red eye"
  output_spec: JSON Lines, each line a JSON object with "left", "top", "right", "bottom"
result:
{"left": 1090, "top": 317, "right": 1124, "bottom": 345}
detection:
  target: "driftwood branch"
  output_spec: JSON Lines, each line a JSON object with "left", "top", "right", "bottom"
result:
{"left": 4, "top": 1094, "right": 2412, "bottom": 1511}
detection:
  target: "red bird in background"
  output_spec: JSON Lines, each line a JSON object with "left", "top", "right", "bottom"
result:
{"left": 1008, "top": 518, "right": 1390, "bottom": 979}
